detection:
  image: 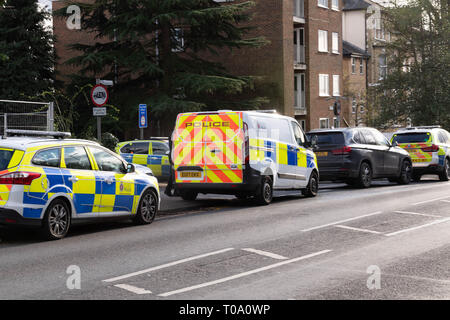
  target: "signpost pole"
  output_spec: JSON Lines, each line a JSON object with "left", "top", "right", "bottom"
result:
{"left": 97, "top": 116, "right": 101, "bottom": 142}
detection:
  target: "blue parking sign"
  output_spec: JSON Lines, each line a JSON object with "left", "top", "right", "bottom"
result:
{"left": 139, "top": 104, "right": 148, "bottom": 128}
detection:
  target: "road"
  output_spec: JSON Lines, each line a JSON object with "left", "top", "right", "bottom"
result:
{"left": 0, "top": 177, "right": 449, "bottom": 300}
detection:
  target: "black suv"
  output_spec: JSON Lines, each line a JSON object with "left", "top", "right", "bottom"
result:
{"left": 306, "top": 127, "right": 412, "bottom": 188}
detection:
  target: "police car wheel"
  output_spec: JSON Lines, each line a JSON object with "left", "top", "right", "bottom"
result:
{"left": 303, "top": 171, "right": 318, "bottom": 197}
{"left": 397, "top": 160, "right": 412, "bottom": 185}
{"left": 439, "top": 158, "right": 450, "bottom": 181}
{"left": 255, "top": 176, "right": 273, "bottom": 205}
{"left": 41, "top": 199, "right": 71, "bottom": 240}
{"left": 134, "top": 189, "right": 158, "bottom": 225}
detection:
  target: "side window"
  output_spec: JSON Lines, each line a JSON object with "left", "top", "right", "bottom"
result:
{"left": 372, "top": 129, "right": 390, "bottom": 147}
{"left": 32, "top": 148, "right": 61, "bottom": 167}
{"left": 277, "top": 119, "right": 294, "bottom": 144}
{"left": 361, "top": 129, "right": 377, "bottom": 145}
{"left": 291, "top": 121, "right": 305, "bottom": 146}
{"left": 152, "top": 142, "right": 169, "bottom": 155}
{"left": 120, "top": 143, "right": 132, "bottom": 154}
{"left": 64, "top": 146, "right": 91, "bottom": 170}
{"left": 438, "top": 131, "right": 448, "bottom": 144}
{"left": 121, "top": 142, "right": 149, "bottom": 155}
{"left": 90, "top": 147, "right": 126, "bottom": 173}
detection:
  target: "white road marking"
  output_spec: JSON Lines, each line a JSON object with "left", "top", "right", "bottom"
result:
{"left": 335, "top": 225, "right": 383, "bottom": 235}
{"left": 440, "top": 200, "right": 450, "bottom": 203}
{"left": 114, "top": 284, "right": 152, "bottom": 295}
{"left": 242, "top": 248, "right": 288, "bottom": 260}
{"left": 394, "top": 211, "right": 443, "bottom": 218}
{"left": 385, "top": 217, "right": 450, "bottom": 237}
{"left": 158, "top": 249, "right": 332, "bottom": 297}
{"left": 413, "top": 196, "right": 450, "bottom": 206}
{"left": 103, "top": 248, "right": 235, "bottom": 283}
{"left": 300, "top": 211, "right": 383, "bottom": 232}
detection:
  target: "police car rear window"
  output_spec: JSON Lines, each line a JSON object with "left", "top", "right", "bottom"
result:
{"left": 392, "top": 133, "right": 430, "bottom": 144}
{"left": 0, "top": 149, "right": 14, "bottom": 171}
{"left": 32, "top": 148, "right": 61, "bottom": 168}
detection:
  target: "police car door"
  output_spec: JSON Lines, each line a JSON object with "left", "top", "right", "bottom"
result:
{"left": 150, "top": 141, "right": 170, "bottom": 177}
{"left": 272, "top": 118, "right": 296, "bottom": 189}
{"left": 89, "top": 147, "right": 134, "bottom": 216}
{"left": 291, "top": 121, "right": 308, "bottom": 188}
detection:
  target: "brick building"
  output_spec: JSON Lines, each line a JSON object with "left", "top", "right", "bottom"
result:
{"left": 52, "top": 0, "right": 347, "bottom": 133}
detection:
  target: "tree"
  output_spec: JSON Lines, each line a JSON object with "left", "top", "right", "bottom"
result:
{"left": 373, "top": 0, "right": 450, "bottom": 130}
{"left": 58, "top": 0, "right": 267, "bottom": 136}
{"left": 0, "top": 0, "right": 55, "bottom": 99}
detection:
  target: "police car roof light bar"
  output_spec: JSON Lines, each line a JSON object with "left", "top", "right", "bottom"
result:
{"left": 5, "top": 129, "right": 72, "bottom": 139}
{"left": 403, "top": 125, "right": 441, "bottom": 130}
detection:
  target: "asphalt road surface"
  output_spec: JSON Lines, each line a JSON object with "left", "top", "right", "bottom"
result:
{"left": 0, "top": 176, "right": 449, "bottom": 300}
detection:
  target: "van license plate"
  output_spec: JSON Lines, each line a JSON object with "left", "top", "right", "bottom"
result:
{"left": 316, "top": 152, "right": 328, "bottom": 157}
{"left": 180, "top": 172, "right": 201, "bottom": 178}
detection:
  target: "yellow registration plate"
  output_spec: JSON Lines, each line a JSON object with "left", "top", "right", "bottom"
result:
{"left": 316, "top": 152, "right": 328, "bottom": 157}
{"left": 180, "top": 172, "right": 201, "bottom": 178}
{"left": 412, "top": 159, "right": 428, "bottom": 163}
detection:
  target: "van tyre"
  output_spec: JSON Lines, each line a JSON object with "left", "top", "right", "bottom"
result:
{"left": 180, "top": 190, "right": 198, "bottom": 201}
{"left": 133, "top": 189, "right": 158, "bottom": 225}
{"left": 41, "top": 199, "right": 71, "bottom": 240}
{"left": 397, "top": 160, "right": 412, "bottom": 185}
{"left": 357, "top": 162, "right": 372, "bottom": 188}
{"left": 439, "top": 158, "right": 450, "bottom": 181}
{"left": 302, "top": 171, "right": 319, "bottom": 197}
{"left": 255, "top": 176, "right": 273, "bottom": 205}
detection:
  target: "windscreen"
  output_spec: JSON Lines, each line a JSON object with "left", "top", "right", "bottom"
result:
{"left": 392, "top": 133, "right": 431, "bottom": 144}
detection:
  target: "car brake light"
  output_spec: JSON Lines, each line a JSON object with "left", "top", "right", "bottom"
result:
{"left": 332, "top": 146, "right": 352, "bottom": 155}
{"left": 422, "top": 144, "right": 439, "bottom": 152}
{"left": 0, "top": 172, "right": 41, "bottom": 185}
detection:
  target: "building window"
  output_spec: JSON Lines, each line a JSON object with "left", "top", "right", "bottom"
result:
{"left": 331, "top": 0, "right": 339, "bottom": 10}
{"left": 332, "top": 32, "right": 339, "bottom": 54}
{"left": 318, "top": 0, "right": 328, "bottom": 8}
{"left": 352, "top": 97, "right": 357, "bottom": 113}
{"left": 172, "top": 28, "right": 184, "bottom": 52}
{"left": 379, "top": 54, "right": 387, "bottom": 80}
{"left": 318, "top": 30, "right": 328, "bottom": 52}
{"left": 299, "top": 119, "right": 306, "bottom": 131}
{"left": 294, "top": 28, "right": 305, "bottom": 64}
{"left": 359, "top": 58, "right": 364, "bottom": 74}
{"left": 351, "top": 57, "right": 356, "bottom": 74}
{"left": 319, "top": 74, "right": 329, "bottom": 96}
{"left": 332, "top": 75, "right": 340, "bottom": 96}
{"left": 294, "top": 73, "right": 306, "bottom": 109}
{"left": 375, "top": 19, "right": 385, "bottom": 40}
{"left": 293, "top": 0, "right": 304, "bottom": 18}
{"left": 320, "top": 118, "right": 330, "bottom": 129}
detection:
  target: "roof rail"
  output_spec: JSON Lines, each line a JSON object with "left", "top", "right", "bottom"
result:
{"left": 245, "top": 109, "right": 278, "bottom": 114}
{"left": 5, "top": 129, "right": 71, "bottom": 139}
{"left": 148, "top": 136, "right": 169, "bottom": 141}
{"left": 403, "top": 125, "right": 441, "bottom": 130}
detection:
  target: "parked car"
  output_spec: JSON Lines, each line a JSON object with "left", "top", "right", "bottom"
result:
{"left": 0, "top": 130, "right": 160, "bottom": 240}
{"left": 116, "top": 138, "right": 170, "bottom": 178}
{"left": 170, "top": 110, "right": 319, "bottom": 204}
{"left": 391, "top": 126, "right": 450, "bottom": 181}
{"left": 306, "top": 127, "right": 412, "bottom": 187}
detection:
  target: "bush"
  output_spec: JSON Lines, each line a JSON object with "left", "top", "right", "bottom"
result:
{"left": 102, "top": 132, "right": 119, "bottom": 151}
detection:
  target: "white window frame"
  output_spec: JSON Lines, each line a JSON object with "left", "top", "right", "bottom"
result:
{"left": 351, "top": 57, "right": 356, "bottom": 74}
{"left": 332, "top": 75, "right": 340, "bottom": 96}
{"left": 294, "top": 73, "right": 306, "bottom": 109}
{"left": 333, "top": 117, "right": 340, "bottom": 128}
{"left": 318, "top": 30, "right": 328, "bottom": 53}
{"left": 319, "top": 118, "right": 330, "bottom": 129}
{"left": 352, "top": 97, "right": 357, "bottom": 113}
{"left": 319, "top": 74, "right": 329, "bottom": 97}
{"left": 359, "top": 58, "right": 364, "bottom": 74}
{"left": 331, "top": 0, "right": 339, "bottom": 10}
{"left": 332, "top": 32, "right": 339, "bottom": 54}
{"left": 318, "top": 0, "right": 328, "bottom": 9}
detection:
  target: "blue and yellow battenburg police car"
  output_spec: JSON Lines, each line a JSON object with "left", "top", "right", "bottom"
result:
{"left": 0, "top": 130, "right": 160, "bottom": 240}
{"left": 115, "top": 139, "right": 171, "bottom": 178}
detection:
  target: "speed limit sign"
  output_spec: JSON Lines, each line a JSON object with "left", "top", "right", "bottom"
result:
{"left": 91, "top": 84, "right": 109, "bottom": 107}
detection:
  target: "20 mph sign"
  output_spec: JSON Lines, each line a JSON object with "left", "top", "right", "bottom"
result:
{"left": 91, "top": 84, "right": 109, "bottom": 107}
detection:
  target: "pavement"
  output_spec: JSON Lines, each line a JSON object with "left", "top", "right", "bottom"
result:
{"left": 0, "top": 176, "right": 449, "bottom": 300}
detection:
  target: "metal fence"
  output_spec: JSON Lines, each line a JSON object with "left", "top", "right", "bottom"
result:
{"left": 0, "top": 100, "right": 54, "bottom": 137}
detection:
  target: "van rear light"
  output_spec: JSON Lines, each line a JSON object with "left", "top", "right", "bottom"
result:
{"left": 332, "top": 146, "right": 352, "bottom": 155}
{"left": 0, "top": 172, "right": 41, "bottom": 185}
{"left": 243, "top": 122, "right": 250, "bottom": 164}
{"left": 422, "top": 144, "right": 439, "bottom": 152}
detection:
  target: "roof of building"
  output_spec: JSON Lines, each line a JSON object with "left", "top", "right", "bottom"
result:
{"left": 343, "top": 0, "right": 371, "bottom": 11}
{"left": 343, "top": 41, "right": 371, "bottom": 58}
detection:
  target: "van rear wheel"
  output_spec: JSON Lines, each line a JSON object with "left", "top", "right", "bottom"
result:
{"left": 302, "top": 171, "right": 319, "bottom": 197}
{"left": 254, "top": 176, "right": 273, "bottom": 205}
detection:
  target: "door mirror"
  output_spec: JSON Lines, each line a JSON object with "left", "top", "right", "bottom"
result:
{"left": 126, "top": 163, "right": 135, "bottom": 173}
